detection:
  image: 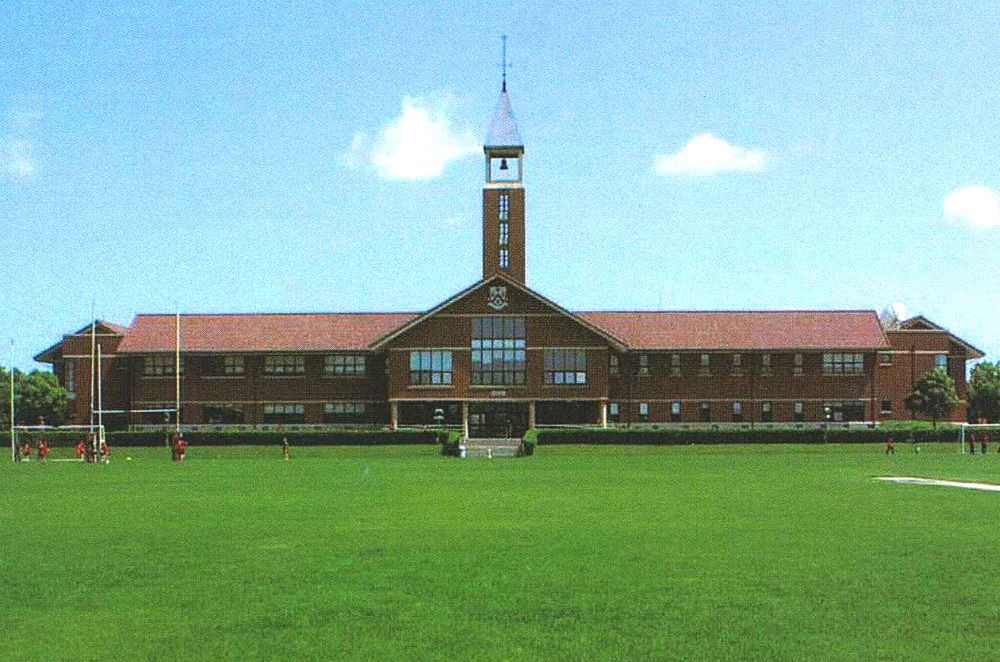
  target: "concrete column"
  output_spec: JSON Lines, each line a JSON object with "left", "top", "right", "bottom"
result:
{"left": 462, "top": 402, "right": 469, "bottom": 440}
{"left": 390, "top": 401, "right": 398, "bottom": 431}
{"left": 528, "top": 401, "right": 536, "bottom": 429}
{"left": 600, "top": 401, "right": 608, "bottom": 428}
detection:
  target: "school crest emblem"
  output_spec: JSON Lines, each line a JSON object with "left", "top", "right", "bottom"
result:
{"left": 487, "top": 286, "right": 509, "bottom": 311}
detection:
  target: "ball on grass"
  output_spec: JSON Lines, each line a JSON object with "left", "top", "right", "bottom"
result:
{"left": 126, "top": 456, "right": 132, "bottom": 461}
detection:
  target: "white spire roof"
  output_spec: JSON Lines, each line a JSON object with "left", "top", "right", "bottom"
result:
{"left": 485, "top": 88, "right": 523, "bottom": 149}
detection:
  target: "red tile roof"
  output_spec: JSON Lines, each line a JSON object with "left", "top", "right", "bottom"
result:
{"left": 116, "top": 313, "right": 419, "bottom": 353}
{"left": 577, "top": 311, "right": 889, "bottom": 350}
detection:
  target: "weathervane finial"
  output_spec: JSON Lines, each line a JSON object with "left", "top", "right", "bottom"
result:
{"left": 501, "top": 34, "right": 508, "bottom": 92}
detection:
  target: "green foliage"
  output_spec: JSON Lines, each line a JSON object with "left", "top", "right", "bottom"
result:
{"left": 3, "top": 444, "right": 1000, "bottom": 659}
{"left": 968, "top": 361, "right": 1000, "bottom": 423}
{"left": 905, "top": 368, "right": 960, "bottom": 427}
{"left": 439, "top": 430, "right": 463, "bottom": 456}
{"left": 533, "top": 424, "right": 959, "bottom": 445}
{"left": 0, "top": 368, "right": 73, "bottom": 427}
{"left": 522, "top": 429, "right": 538, "bottom": 455}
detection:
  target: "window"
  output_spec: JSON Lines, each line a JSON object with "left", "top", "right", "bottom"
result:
{"left": 824, "top": 401, "right": 865, "bottom": 422}
{"left": 936, "top": 354, "right": 948, "bottom": 371}
{"left": 64, "top": 360, "right": 76, "bottom": 394}
{"left": 203, "top": 355, "right": 244, "bottom": 376}
{"left": 699, "top": 402, "right": 711, "bottom": 422}
{"left": 609, "top": 354, "right": 620, "bottom": 376}
{"left": 265, "top": 354, "right": 305, "bottom": 375}
{"left": 761, "top": 353, "right": 773, "bottom": 376}
{"left": 732, "top": 402, "right": 743, "bottom": 422}
{"left": 409, "top": 350, "right": 453, "bottom": 385}
{"left": 609, "top": 402, "right": 620, "bottom": 422}
{"left": 761, "top": 401, "right": 773, "bottom": 423}
{"left": 544, "top": 349, "right": 587, "bottom": 385}
{"left": 499, "top": 193, "right": 509, "bottom": 220}
{"left": 878, "top": 352, "right": 893, "bottom": 366}
{"left": 794, "top": 401, "right": 805, "bottom": 422}
{"left": 638, "top": 402, "right": 649, "bottom": 421}
{"left": 732, "top": 354, "right": 742, "bottom": 367}
{"left": 325, "top": 354, "right": 366, "bottom": 376}
{"left": 203, "top": 404, "right": 245, "bottom": 424}
{"left": 637, "top": 354, "right": 650, "bottom": 376}
{"left": 499, "top": 222, "right": 509, "bottom": 246}
{"left": 670, "top": 353, "right": 681, "bottom": 377}
{"left": 823, "top": 353, "right": 864, "bottom": 375}
{"left": 144, "top": 355, "right": 182, "bottom": 376}
{"left": 472, "top": 317, "right": 525, "bottom": 385}
{"left": 881, "top": 399, "right": 893, "bottom": 414}
{"left": 699, "top": 354, "right": 711, "bottom": 377}
{"left": 263, "top": 403, "right": 305, "bottom": 424}
{"left": 324, "top": 402, "right": 367, "bottom": 423}
{"left": 671, "top": 401, "right": 681, "bottom": 423}
{"left": 794, "top": 353, "right": 804, "bottom": 376}
{"left": 499, "top": 248, "right": 510, "bottom": 269}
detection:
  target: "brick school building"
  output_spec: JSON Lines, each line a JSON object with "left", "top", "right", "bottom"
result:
{"left": 35, "top": 83, "right": 983, "bottom": 436}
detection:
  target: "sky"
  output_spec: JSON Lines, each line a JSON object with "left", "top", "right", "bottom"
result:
{"left": 2, "top": 1, "right": 999, "bottom": 370}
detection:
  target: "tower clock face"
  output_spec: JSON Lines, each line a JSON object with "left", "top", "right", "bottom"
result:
{"left": 490, "top": 156, "right": 521, "bottom": 182}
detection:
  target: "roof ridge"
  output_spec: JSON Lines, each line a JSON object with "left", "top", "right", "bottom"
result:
{"left": 575, "top": 309, "right": 878, "bottom": 314}
{"left": 134, "top": 311, "right": 420, "bottom": 318}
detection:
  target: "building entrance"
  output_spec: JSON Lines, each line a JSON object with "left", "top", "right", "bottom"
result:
{"left": 468, "top": 402, "right": 529, "bottom": 439}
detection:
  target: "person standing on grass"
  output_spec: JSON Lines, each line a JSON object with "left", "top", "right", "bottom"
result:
{"left": 885, "top": 435, "right": 896, "bottom": 455}
{"left": 282, "top": 436, "right": 290, "bottom": 461}
{"left": 178, "top": 435, "right": 187, "bottom": 462}
{"left": 75, "top": 439, "right": 86, "bottom": 460}
{"left": 981, "top": 432, "right": 989, "bottom": 455}
{"left": 170, "top": 432, "right": 180, "bottom": 462}
{"left": 38, "top": 440, "right": 49, "bottom": 464}
{"left": 100, "top": 440, "right": 110, "bottom": 464}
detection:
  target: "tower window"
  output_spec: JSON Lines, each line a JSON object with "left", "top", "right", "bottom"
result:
{"left": 499, "top": 193, "right": 509, "bottom": 220}
{"left": 499, "top": 222, "right": 509, "bottom": 246}
{"left": 499, "top": 248, "right": 510, "bottom": 269}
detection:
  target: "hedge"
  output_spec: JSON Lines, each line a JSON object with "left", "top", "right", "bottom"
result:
{"left": 11, "top": 429, "right": 440, "bottom": 447}
{"left": 534, "top": 425, "right": 960, "bottom": 445}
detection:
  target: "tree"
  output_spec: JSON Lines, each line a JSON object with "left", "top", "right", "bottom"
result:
{"left": 0, "top": 368, "right": 73, "bottom": 427}
{"left": 968, "top": 361, "right": 1000, "bottom": 423}
{"left": 905, "top": 368, "right": 959, "bottom": 428}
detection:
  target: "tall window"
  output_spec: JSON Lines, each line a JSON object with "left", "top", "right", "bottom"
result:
{"left": 325, "top": 354, "right": 366, "bottom": 376}
{"left": 609, "top": 354, "right": 620, "bottom": 376}
{"left": 544, "top": 349, "right": 587, "bottom": 385}
{"left": 265, "top": 355, "right": 305, "bottom": 375}
{"left": 699, "top": 402, "right": 711, "bottom": 422}
{"left": 64, "top": 360, "right": 76, "bottom": 394}
{"left": 638, "top": 402, "right": 649, "bottom": 421}
{"left": 671, "top": 401, "right": 681, "bottom": 422}
{"left": 472, "top": 317, "right": 525, "bottom": 385}
{"left": 324, "top": 402, "right": 367, "bottom": 423}
{"left": 670, "top": 353, "right": 681, "bottom": 377}
{"left": 823, "top": 353, "right": 864, "bottom": 375}
{"left": 637, "top": 354, "right": 650, "bottom": 376}
{"left": 794, "top": 353, "right": 804, "bottom": 376}
{"left": 263, "top": 403, "right": 304, "bottom": 424}
{"left": 732, "top": 402, "right": 743, "bottom": 422}
{"left": 761, "top": 401, "right": 773, "bottom": 423}
{"left": 699, "top": 354, "right": 711, "bottom": 377}
{"left": 935, "top": 354, "right": 948, "bottom": 371}
{"left": 499, "top": 194, "right": 510, "bottom": 270}
{"left": 761, "top": 353, "right": 772, "bottom": 376}
{"left": 794, "top": 401, "right": 805, "bottom": 422}
{"left": 609, "top": 402, "right": 620, "bottom": 422}
{"left": 409, "top": 351, "right": 453, "bottom": 385}
{"left": 144, "top": 355, "right": 182, "bottom": 376}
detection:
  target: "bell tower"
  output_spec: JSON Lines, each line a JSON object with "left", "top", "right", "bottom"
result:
{"left": 483, "top": 38, "right": 525, "bottom": 283}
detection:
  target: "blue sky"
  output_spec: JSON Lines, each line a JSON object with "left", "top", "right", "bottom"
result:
{"left": 2, "top": 1, "right": 998, "bottom": 369}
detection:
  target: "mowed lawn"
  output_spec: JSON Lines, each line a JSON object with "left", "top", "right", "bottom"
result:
{"left": 3, "top": 443, "right": 1000, "bottom": 661}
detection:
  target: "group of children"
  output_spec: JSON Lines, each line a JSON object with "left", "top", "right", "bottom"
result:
{"left": 74, "top": 433, "right": 111, "bottom": 463}
{"left": 13, "top": 440, "right": 48, "bottom": 463}
{"left": 966, "top": 431, "right": 995, "bottom": 455}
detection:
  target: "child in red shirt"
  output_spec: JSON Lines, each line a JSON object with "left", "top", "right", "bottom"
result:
{"left": 38, "top": 441, "right": 49, "bottom": 463}
{"left": 76, "top": 440, "right": 86, "bottom": 460}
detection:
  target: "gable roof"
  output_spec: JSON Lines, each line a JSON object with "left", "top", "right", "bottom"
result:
{"left": 33, "top": 319, "right": 128, "bottom": 363}
{"left": 117, "top": 313, "right": 418, "bottom": 353}
{"left": 894, "top": 316, "right": 986, "bottom": 359}
{"left": 578, "top": 310, "right": 890, "bottom": 350}
{"left": 368, "top": 274, "right": 629, "bottom": 352}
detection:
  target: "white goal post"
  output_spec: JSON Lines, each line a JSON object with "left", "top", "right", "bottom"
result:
{"left": 12, "top": 424, "right": 106, "bottom": 461}
{"left": 959, "top": 423, "right": 1000, "bottom": 454}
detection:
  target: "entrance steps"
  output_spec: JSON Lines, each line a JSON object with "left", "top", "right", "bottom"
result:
{"left": 461, "top": 438, "right": 523, "bottom": 458}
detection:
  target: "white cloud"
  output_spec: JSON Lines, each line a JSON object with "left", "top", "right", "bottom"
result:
{"left": 3, "top": 138, "right": 37, "bottom": 182}
{"left": 654, "top": 133, "right": 769, "bottom": 176}
{"left": 343, "top": 95, "right": 479, "bottom": 181}
{"left": 943, "top": 185, "right": 1000, "bottom": 229}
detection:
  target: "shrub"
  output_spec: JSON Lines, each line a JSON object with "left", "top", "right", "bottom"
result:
{"left": 13, "top": 429, "right": 439, "bottom": 447}
{"left": 440, "top": 430, "right": 464, "bottom": 457}
{"left": 533, "top": 425, "right": 959, "bottom": 446}
{"left": 522, "top": 429, "right": 538, "bottom": 456}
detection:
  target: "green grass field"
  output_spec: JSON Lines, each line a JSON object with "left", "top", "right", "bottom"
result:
{"left": 4, "top": 443, "right": 1000, "bottom": 660}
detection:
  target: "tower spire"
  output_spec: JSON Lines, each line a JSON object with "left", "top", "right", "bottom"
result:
{"left": 501, "top": 34, "right": 508, "bottom": 92}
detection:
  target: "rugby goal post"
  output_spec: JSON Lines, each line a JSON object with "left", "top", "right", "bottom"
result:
{"left": 959, "top": 423, "right": 1000, "bottom": 454}
{"left": 12, "top": 424, "right": 105, "bottom": 462}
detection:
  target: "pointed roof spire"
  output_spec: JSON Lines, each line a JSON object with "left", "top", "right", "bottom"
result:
{"left": 485, "top": 35, "right": 523, "bottom": 149}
